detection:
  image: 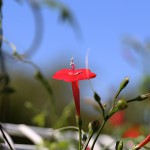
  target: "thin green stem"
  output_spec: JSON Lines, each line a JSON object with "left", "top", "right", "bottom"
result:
{"left": 82, "top": 132, "right": 94, "bottom": 150}
{"left": 35, "top": 71, "right": 56, "bottom": 126}
{"left": 12, "top": 51, "right": 56, "bottom": 125}
{"left": 113, "top": 88, "right": 121, "bottom": 106}
{"left": 76, "top": 116, "right": 82, "bottom": 150}
{"left": 52, "top": 126, "right": 84, "bottom": 133}
{"left": 127, "top": 97, "right": 141, "bottom": 103}
{"left": 0, "top": 0, "right": 10, "bottom": 122}
{"left": 91, "top": 119, "right": 107, "bottom": 150}
{"left": 93, "top": 92, "right": 105, "bottom": 120}
{"left": 79, "top": 125, "right": 82, "bottom": 150}
{"left": 97, "top": 100, "right": 105, "bottom": 119}
{"left": 127, "top": 93, "right": 150, "bottom": 103}
{"left": 90, "top": 102, "right": 126, "bottom": 150}
{"left": 12, "top": 51, "right": 56, "bottom": 126}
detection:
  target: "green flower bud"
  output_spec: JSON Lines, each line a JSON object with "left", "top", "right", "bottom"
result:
{"left": 120, "top": 77, "right": 129, "bottom": 90}
{"left": 117, "top": 99, "right": 127, "bottom": 110}
{"left": 94, "top": 92, "right": 101, "bottom": 103}
{"left": 88, "top": 120, "right": 99, "bottom": 134}
{"left": 115, "top": 140, "right": 123, "bottom": 150}
{"left": 139, "top": 93, "right": 150, "bottom": 101}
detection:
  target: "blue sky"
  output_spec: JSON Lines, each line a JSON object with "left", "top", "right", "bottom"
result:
{"left": 3, "top": 0, "right": 150, "bottom": 99}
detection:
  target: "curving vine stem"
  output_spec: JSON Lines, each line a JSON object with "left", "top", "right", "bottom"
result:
{"left": 0, "top": 0, "right": 11, "bottom": 122}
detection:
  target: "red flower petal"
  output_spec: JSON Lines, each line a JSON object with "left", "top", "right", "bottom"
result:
{"left": 52, "top": 68, "right": 96, "bottom": 82}
{"left": 72, "top": 81, "right": 80, "bottom": 116}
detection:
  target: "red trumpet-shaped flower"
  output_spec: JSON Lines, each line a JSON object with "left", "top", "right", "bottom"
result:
{"left": 52, "top": 58, "right": 96, "bottom": 116}
{"left": 135, "top": 134, "right": 150, "bottom": 149}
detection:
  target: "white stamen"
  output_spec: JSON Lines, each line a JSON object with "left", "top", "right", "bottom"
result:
{"left": 70, "top": 57, "right": 76, "bottom": 70}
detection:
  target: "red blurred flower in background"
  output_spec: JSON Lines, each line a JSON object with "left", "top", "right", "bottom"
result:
{"left": 52, "top": 58, "right": 96, "bottom": 116}
{"left": 122, "top": 125, "right": 141, "bottom": 138}
{"left": 109, "top": 111, "right": 142, "bottom": 138}
{"left": 109, "top": 110, "right": 125, "bottom": 127}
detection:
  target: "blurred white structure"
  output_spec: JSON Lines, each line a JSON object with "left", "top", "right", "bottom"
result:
{"left": 0, "top": 123, "right": 116, "bottom": 150}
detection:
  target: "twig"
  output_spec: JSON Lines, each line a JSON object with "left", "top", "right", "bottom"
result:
{"left": 0, "top": 124, "right": 13, "bottom": 150}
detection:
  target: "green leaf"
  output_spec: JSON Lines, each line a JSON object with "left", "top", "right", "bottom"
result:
{"left": 32, "top": 112, "right": 47, "bottom": 127}
{"left": 54, "top": 103, "right": 74, "bottom": 128}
